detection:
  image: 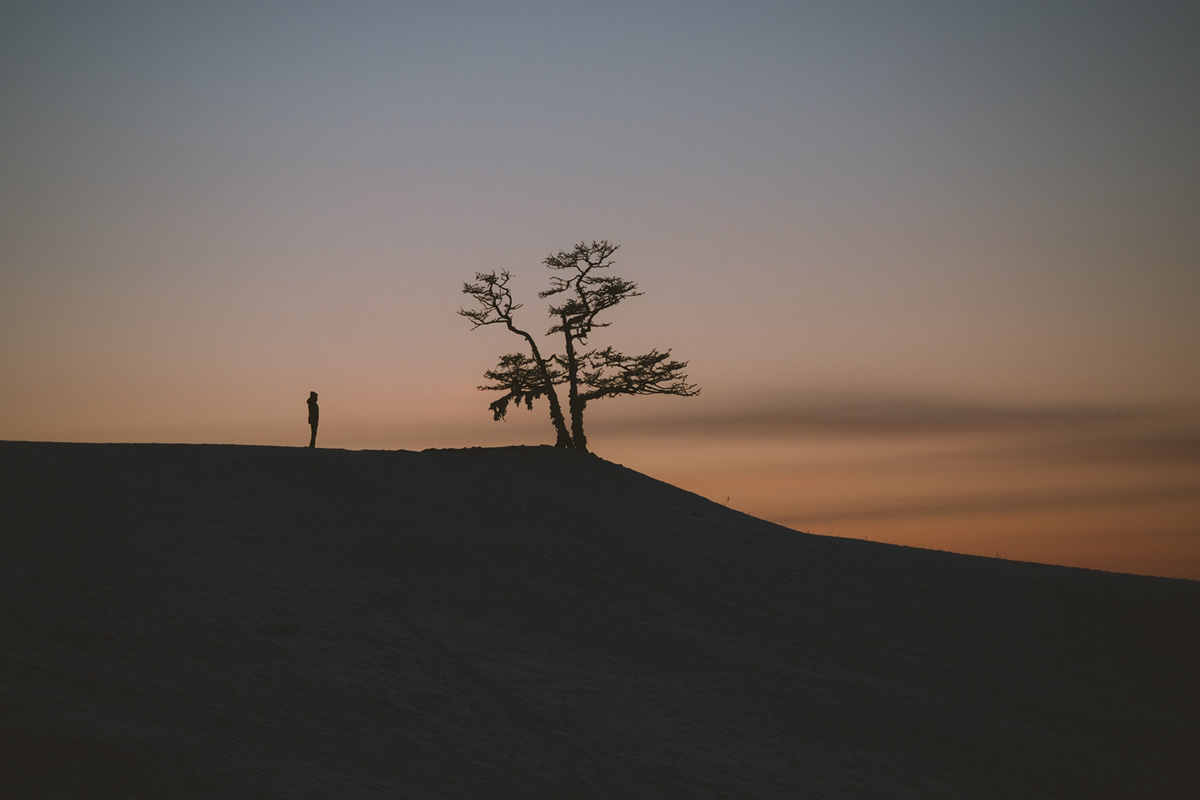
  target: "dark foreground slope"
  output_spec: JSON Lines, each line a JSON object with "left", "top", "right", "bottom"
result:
{"left": 1, "top": 442, "right": 1196, "bottom": 799}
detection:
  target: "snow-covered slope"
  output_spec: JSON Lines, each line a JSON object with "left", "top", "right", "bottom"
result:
{"left": 1, "top": 442, "right": 1196, "bottom": 798}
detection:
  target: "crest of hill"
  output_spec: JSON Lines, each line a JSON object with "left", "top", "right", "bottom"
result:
{"left": 1, "top": 441, "right": 1197, "bottom": 798}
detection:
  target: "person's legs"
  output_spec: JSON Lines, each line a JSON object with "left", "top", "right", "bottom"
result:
{"left": 309, "top": 423, "right": 317, "bottom": 448}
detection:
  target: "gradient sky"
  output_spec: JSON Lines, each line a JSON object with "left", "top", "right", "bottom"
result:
{"left": 3, "top": 1, "right": 1198, "bottom": 578}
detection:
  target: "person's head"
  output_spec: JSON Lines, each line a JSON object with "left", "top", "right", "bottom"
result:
{"left": 309, "top": 391, "right": 318, "bottom": 401}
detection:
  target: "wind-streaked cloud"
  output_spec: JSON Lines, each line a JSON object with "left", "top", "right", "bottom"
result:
{"left": 593, "top": 392, "right": 1200, "bottom": 578}
{"left": 784, "top": 484, "right": 1200, "bottom": 527}
{"left": 599, "top": 393, "right": 1195, "bottom": 445}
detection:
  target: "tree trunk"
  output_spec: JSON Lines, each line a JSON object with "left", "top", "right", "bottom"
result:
{"left": 551, "top": 404, "right": 573, "bottom": 448}
{"left": 561, "top": 314, "right": 588, "bottom": 452}
{"left": 518, "top": 329, "right": 573, "bottom": 448}
{"left": 537, "top": 360, "right": 573, "bottom": 449}
{"left": 570, "top": 397, "right": 588, "bottom": 452}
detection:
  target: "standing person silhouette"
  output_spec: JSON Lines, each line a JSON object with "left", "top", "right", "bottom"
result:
{"left": 307, "top": 391, "right": 319, "bottom": 448}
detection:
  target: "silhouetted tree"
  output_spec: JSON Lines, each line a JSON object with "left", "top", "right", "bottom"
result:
{"left": 460, "top": 241, "right": 698, "bottom": 451}
{"left": 460, "top": 271, "right": 573, "bottom": 448}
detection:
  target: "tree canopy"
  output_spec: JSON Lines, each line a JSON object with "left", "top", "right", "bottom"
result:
{"left": 460, "top": 241, "right": 698, "bottom": 451}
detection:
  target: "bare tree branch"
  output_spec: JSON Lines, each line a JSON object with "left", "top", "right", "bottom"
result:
{"left": 459, "top": 270, "right": 524, "bottom": 329}
{"left": 579, "top": 347, "right": 700, "bottom": 402}
{"left": 540, "top": 241, "right": 641, "bottom": 341}
{"left": 461, "top": 270, "right": 573, "bottom": 446}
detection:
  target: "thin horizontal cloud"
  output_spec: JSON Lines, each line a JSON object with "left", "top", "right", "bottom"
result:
{"left": 595, "top": 395, "right": 1200, "bottom": 477}
{"left": 857, "top": 428, "right": 1200, "bottom": 470}
{"left": 1073, "top": 433, "right": 1200, "bottom": 464}
{"left": 598, "top": 394, "right": 1169, "bottom": 440}
{"left": 784, "top": 484, "right": 1200, "bottom": 528}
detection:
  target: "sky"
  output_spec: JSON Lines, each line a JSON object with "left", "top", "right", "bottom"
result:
{"left": 3, "top": 0, "right": 1198, "bottom": 579}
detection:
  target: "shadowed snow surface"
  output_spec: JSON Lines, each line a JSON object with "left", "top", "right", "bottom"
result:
{"left": 1, "top": 442, "right": 1197, "bottom": 798}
